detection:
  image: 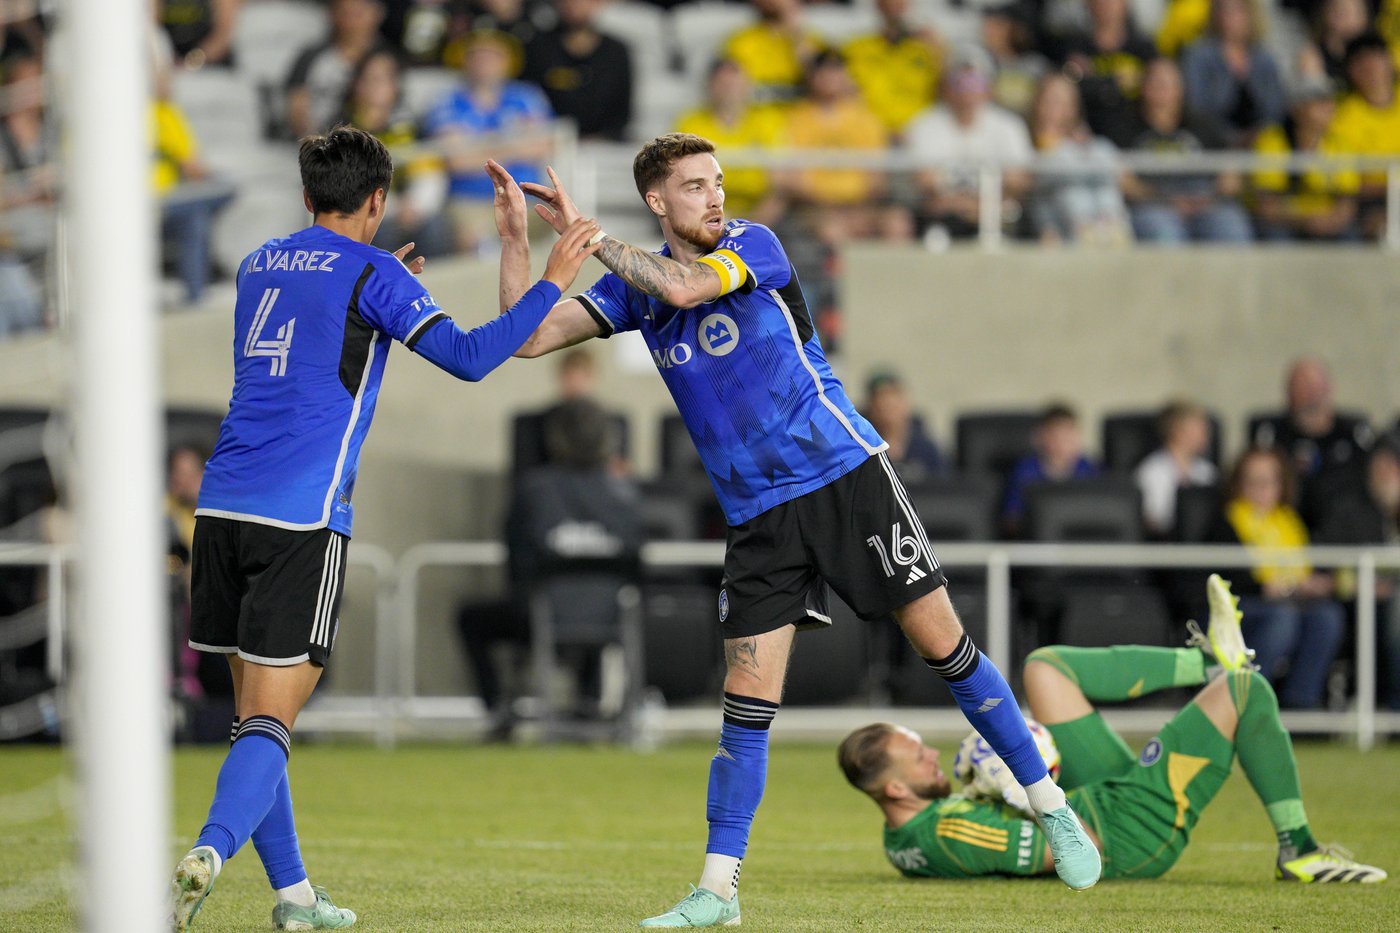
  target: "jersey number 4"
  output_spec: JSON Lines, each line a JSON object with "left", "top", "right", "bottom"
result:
{"left": 244, "top": 287, "right": 296, "bottom": 376}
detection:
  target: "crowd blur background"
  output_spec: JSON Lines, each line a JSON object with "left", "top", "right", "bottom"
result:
{"left": 1, "top": 0, "right": 1399, "bottom": 744}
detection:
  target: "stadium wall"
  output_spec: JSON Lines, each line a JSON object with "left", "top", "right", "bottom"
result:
{"left": 3, "top": 247, "right": 1396, "bottom": 695}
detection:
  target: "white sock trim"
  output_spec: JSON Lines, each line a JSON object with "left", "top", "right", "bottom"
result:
{"left": 275, "top": 877, "right": 316, "bottom": 908}
{"left": 189, "top": 845, "right": 223, "bottom": 878}
{"left": 1024, "top": 775, "right": 1067, "bottom": 815}
{"left": 698, "top": 853, "right": 742, "bottom": 901}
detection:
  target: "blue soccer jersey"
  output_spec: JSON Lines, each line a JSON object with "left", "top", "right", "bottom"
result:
{"left": 197, "top": 226, "right": 449, "bottom": 536}
{"left": 579, "top": 220, "right": 886, "bottom": 525}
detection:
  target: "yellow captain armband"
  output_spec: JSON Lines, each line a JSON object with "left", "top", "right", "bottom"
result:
{"left": 696, "top": 248, "right": 752, "bottom": 297}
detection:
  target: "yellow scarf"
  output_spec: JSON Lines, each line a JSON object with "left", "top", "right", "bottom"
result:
{"left": 1226, "top": 499, "right": 1311, "bottom": 590}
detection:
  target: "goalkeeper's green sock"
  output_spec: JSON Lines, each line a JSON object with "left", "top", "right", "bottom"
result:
{"left": 1227, "top": 669, "right": 1317, "bottom": 859}
{"left": 1025, "top": 645, "right": 1205, "bottom": 702}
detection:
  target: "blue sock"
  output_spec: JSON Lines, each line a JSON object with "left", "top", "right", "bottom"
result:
{"left": 252, "top": 775, "right": 307, "bottom": 890}
{"left": 705, "top": 694, "right": 778, "bottom": 858}
{"left": 926, "top": 635, "right": 1048, "bottom": 786}
{"left": 230, "top": 717, "right": 307, "bottom": 890}
{"left": 194, "top": 715, "right": 292, "bottom": 864}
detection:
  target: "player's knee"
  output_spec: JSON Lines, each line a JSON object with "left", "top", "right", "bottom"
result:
{"left": 1022, "top": 646, "right": 1067, "bottom": 682}
{"left": 1226, "top": 668, "right": 1277, "bottom": 714}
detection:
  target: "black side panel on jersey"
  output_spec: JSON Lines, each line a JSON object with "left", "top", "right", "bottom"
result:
{"left": 776, "top": 264, "right": 814, "bottom": 345}
{"left": 340, "top": 263, "right": 375, "bottom": 396}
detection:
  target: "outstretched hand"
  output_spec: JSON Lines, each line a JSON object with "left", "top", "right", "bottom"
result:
{"left": 393, "top": 242, "right": 426, "bottom": 275}
{"left": 485, "top": 159, "right": 528, "bottom": 241}
{"left": 520, "top": 166, "right": 582, "bottom": 236}
{"left": 541, "top": 216, "right": 604, "bottom": 293}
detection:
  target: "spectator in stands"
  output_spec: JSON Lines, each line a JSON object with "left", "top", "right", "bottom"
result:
{"left": 1297, "top": 0, "right": 1370, "bottom": 84}
{"left": 1026, "top": 72, "right": 1132, "bottom": 244}
{"left": 1208, "top": 446, "right": 1345, "bottom": 709}
{"left": 780, "top": 50, "right": 903, "bottom": 241}
{"left": 843, "top": 0, "right": 943, "bottom": 137}
{"left": 153, "top": 51, "right": 235, "bottom": 302}
{"left": 514, "top": 348, "right": 631, "bottom": 473}
{"left": 458, "top": 398, "right": 642, "bottom": 739}
{"left": 1002, "top": 403, "right": 1100, "bottom": 536}
{"left": 1052, "top": 0, "right": 1158, "bottom": 147}
{"left": 1179, "top": 0, "right": 1286, "bottom": 146}
{"left": 0, "top": 51, "right": 55, "bottom": 260}
{"left": 1324, "top": 33, "right": 1400, "bottom": 238}
{"left": 982, "top": 1, "right": 1048, "bottom": 118}
{"left": 721, "top": 0, "right": 826, "bottom": 104}
{"left": 522, "top": 0, "right": 631, "bottom": 141}
{"left": 423, "top": 29, "right": 553, "bottom": 253}
{"left": 862, "top": 371, "right": 946, "bottom": 482}
{"left": 674, "top": 58, "right": 785, "bottom": 223}
{"left": 1120, "top": 58, "right": 1254, "bottom": 243}
{"left": 0, "top": 8, "right": 45, "bottom": 60}
{"left": 1252, "top": 356, "right": 1373, "bottom": 524}
{"left": 0, "top": 238, "right": 41, "bottom": 338}
{"left": 1316, "top": 435, "right": 1400, "bottom": 710}
{"left": 905, "top": 45, "right": 1033, "bottom": 241}
{"left": 1135, "top": 400, "right": 1218, "bottom": 536}
{"left": 341, "top": 49, "right": 456, "bottom": 257}
{"left": 158, "top": 0, "right": 241, "bottom": 70}
{"left": 167, "top": 444, "right": 207, "bottom": 698}
{"left": 285, "top": 0, "right": 388, "bottom": 139}
{"left": 1251, "top": 76, "right": 1360, "bottom": 241}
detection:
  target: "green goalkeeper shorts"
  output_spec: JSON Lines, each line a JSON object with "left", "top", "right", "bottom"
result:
{"left": 1070, "top": 702, "right": 1235, "bottom": 880}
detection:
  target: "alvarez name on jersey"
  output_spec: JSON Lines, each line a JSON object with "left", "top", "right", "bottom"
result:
{"left": 197, "top": 225, "right": 448, "bottom": 536}
{"left": 578, "top": 220, "right": 886, "bottom": 525}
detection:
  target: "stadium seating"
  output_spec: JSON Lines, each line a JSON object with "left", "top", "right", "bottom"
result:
{"left": 640, "top": 582, "right": 721, "bottom": 702}
{"left": 510, "top": 409, "right": 632, "bottom": 476}
{"left": 529, "top": 573, "right": 644, "bottom": 741}
{"left": 1101, "top": 409, "right": 1223, "bottom": 473}
{"left": 670, "top": 2, "right": 757, "bottom": 91}
{"left": 782, "top": 595, "right": 872, "bottom": 706}
{"left": 954, "top": 411, "right": 1040, "bottom": 477}
{"left": 1057, "top": 581, "right": 1175, "bottom": 649}
{"left": 1025, "top": 477, "right": 1144, "bottom": 543}
{"left": 400, "top": 67, "right": 460, "bottom": 122}
{"left": 1173, "top": 483, "right": 1222, "bottom": 543}
{"left": 234, "top": 0, "right": 329, "bottom": 91}
{"left": 906, "top": 473, "right": 999, "bottom": 544}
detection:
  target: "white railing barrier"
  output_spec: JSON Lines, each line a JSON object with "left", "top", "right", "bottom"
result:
{"left": 7, "top": 539, "right": 1396, "bottom": 749}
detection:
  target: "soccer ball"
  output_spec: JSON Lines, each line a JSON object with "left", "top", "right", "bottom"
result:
{"left": 953, "top": 717, "right": 1061, "bottom": 803}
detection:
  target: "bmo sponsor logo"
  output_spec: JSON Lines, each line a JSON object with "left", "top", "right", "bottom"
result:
{"left": 699, "top": 312, "right": 738, "bottom": 357}
{"left": 651, "top": 342, "right": 693, "bottom": 369}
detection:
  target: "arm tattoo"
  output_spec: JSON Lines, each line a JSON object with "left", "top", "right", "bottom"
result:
{"left": 595, "top": 236, "right": 715, "bottom": 304}
{"left": 724, "top": 637, "right": 760, "bottom": 676}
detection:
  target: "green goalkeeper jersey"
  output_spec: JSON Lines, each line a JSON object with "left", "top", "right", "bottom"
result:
{"left": 882, "top": 795, "right": 1047, "bottom": 879}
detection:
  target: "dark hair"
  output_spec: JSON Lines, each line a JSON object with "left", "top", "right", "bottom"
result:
{"left": 167, "top": 443, "right": 210, "bottom": 472}
{"left": 298, "top": 125, "right": 393, "bottom": 216}
{"left": 1039, "top": 402, "right": 1078, "bottom": 427}
{"left": 837, "top": 723, "right": 898, "bottom": 795}
{"left": 632, "top": 133, "right": 716, "bottom": 198}
{"left": 340, "top": 48, "right": 404, "bottom": 128}
{"left": 543, "top": 398, "right": 616, "bottom": 469}
{"left": 1345, "top": 31, "right": 1390, "bottom": 67}
{"left": 1228, "top": 445, "right": 1296, "bottom": 505}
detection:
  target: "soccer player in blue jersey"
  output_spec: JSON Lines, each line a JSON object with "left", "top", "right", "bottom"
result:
{"left": 509, "top": 133, "right": 1101, "bottom": 927}
{"left": 167, "top": 126, "right": 603, "bottom": 931}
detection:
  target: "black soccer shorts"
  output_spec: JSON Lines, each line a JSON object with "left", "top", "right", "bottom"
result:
{"left": 718, "top": 451, "right": 947, "bottom": 639}
{"left": 189, "top": 515, "right": 348, "bottom": 666}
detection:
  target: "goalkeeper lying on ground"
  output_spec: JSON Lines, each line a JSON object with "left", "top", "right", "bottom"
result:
{"left": 838, "top": 575, "right": 1387, "bottom": 884}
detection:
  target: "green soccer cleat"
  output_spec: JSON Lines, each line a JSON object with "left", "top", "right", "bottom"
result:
{"left": 1036, "top": 804, "right": 1102, "bottom": 891}
{"left": 1186, "top": 574, "right": 1256, "bottom": 672}
{"left": 168, "top": 847, "right": 218, "bottom": 932}
{"left": 639, "top": 885, "right": 741, "bottom": 927}
{"left": 1277, "top": 845, "right": 1388, "bottom": 883}
{"left": 272, "top": 885, "right": 357, "bottom": 930}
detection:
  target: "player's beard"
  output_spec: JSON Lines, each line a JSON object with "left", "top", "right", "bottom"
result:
{"left": 912, "top": 776, "right": 953, "bottom": 801}
{"left": 673, "top": 212, "right": 723, "bottom": 253}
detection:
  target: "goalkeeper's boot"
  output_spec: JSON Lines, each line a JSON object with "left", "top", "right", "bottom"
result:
{"left": 1036, "top": 804, "right": 1102, "bottom": 891}
{"left": 1185, "top": 574, "right": 1256, "bottom": 671}
{"left": 639, "top": 885, "right": 741, "bottom": 927}
{"left": 169, "top": 846, "right": 219, "bottom": 932}
{"left": 272, "top": 885, "right": 357, "bottom": 930}
{"left": 1277, "top": 845, "right": 1388, "bottom": 883}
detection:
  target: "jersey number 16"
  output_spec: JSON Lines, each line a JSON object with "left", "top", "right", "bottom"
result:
{"left": 244, "top": 287, "right": 296, "bottom": 376}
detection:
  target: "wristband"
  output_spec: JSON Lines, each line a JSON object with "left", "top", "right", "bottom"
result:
{"left": 587, "top": 229, "right": 608, "bottom": 247}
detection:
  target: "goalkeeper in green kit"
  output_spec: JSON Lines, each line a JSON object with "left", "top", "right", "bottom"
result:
{"left": 839, "top": 575, "right": 1387, "bottom": 884}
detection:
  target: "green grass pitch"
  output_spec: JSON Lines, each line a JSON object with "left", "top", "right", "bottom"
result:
{"left": 2, "top": 738, "right": 1398, "bottom": 931}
